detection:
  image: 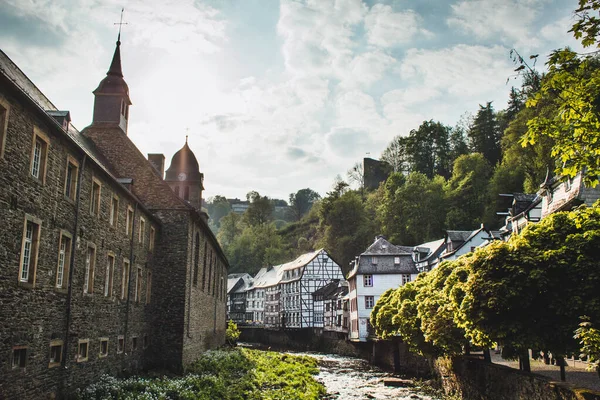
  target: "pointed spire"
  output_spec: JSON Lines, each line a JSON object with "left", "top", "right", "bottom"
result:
{"left": 107, "top": 40, "right": 123, "bottom": 77}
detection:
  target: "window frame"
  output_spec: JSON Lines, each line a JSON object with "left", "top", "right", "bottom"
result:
{"left": 99, "top": 338, "right": 109, "bottom": 358}
{"left": 139, "top": 217, "right": 145, "bottom": 244}
{"left": 12, "top": 346, "right": 27, "bottom": 369}
{"left": 48, "top": 340, "right": 63, "bottom": 368}
{"left": 149, "top": 226, "right": 156, "bottom": 252}
{"left": 365, "top": 295, "right": 375, "bottom": 309}
{"left": 117, "top": 335, "right": 124, "bottom": 354}
{"left": 131, "top": 336, "right": 138, "bottom": 352}
{"left": 146, "top": 270, "right": 152, "bottom": 304}
{"left": 56, "top": 230, "right": 73, "bottom": 290}
{"left": 77, "top": 339, "right": 89, "bottom": 362}
{"left": 363, "top": 274, "right": 373, "bottom": 287}
{"left": 30, "top": 127, "right": 50, "bottom": 183}
{"left": 135, "top": 266, "right": 142, "bottom": 303}
{"left": 0, "top": 95, "right": 10, "bottom": 159}
{"left": 83, "top": 243, "right": 96, "bottom": 294}
{"left": 63, "top": 156, "right": 79, "bottom": 201}
{"left": 19, "top": 214, "right": 42, "bottom": 288}
{"left": 402, "top": 274, "right": 411, "bottom": 285}
{"left": 126, "top": 206, "right": 134, "bottom": 236}
{"left": 90, "top": 177, "right": 102, "bottom": 217}
{"left": 121, "top": 259, "right": 130, "bottom": 300}
{"left": 110, "top": 195, "right": 119, "bottom": 227}
{"left": 105, "top": 253, "right": 115, "bottom": 297}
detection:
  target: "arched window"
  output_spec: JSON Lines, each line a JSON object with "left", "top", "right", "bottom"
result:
{"left": 184, "top": 186, "right": 190, "bottom": 201}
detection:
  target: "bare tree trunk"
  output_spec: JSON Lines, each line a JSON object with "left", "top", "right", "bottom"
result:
{"left": 557, "top": 356, "right": 566, "bottom": 381}
{"left": 483, "top": 348, "right": 491, "bottom": 363}
{"left": 520, "top": 350, "right": 531, "bottom": 372}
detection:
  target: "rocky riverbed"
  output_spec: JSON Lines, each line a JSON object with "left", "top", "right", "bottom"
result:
{"left": 299, "top": 352, "right": 441, "bottom": 400}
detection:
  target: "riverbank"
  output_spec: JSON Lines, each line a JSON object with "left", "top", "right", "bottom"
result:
{"left": 76, "top": 347, "right": 325, "bottom": 399}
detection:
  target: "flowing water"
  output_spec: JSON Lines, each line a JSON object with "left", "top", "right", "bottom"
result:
{"left": 296, "top": 352, "right": 441, "bottom": 400}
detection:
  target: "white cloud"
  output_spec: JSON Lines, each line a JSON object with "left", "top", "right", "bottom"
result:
{"left": 447, "top": 0, "right": 548, "bottom": 49}
{"left": 365, "top": 4, "right": 431, "bottom": 48}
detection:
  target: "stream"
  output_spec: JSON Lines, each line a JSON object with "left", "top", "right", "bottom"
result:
{"left": 294, "top": 352, "right": 441, "bottom": 400}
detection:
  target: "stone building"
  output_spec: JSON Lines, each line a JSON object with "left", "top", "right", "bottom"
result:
{"left": 0, "top": 38, "right": 228, "bottom": 399}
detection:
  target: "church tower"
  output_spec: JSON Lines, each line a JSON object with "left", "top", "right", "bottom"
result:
{"left": 165, "top": 138, "right": 204, "bottom": 209}
{"left": 92, "top": 34, "right": 131, "bottom": 134}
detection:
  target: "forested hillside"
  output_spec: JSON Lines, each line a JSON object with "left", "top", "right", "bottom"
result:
{"left": 207, "top": 0, "right": 600, "bottom": 277}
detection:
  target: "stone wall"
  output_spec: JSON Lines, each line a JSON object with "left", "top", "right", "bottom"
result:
{"left": 436, "top": 356, "right": 600, "bottom": 400}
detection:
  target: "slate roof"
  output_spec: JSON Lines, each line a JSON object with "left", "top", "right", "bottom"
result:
{"left": 252, "top": 265, "right": 284, "bottom": 289}
{"left": 347, "top": 236, "right": 417, "bottom": 279}
{"left": 279, "top": 249, "right": 323, "bottom": 272}
{"left": 227, "top": 273, "right": 253, "bottom": 294}
{"left": 414, "top": 238, "right": 446, "bottom": 262}
{"left": 362, "top": 236, "right": 413, "bottom": 255}
{"left": 513, "top": 193, "right": 538, "bottom": 215}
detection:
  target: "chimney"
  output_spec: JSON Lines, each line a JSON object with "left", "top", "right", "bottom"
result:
{"left": 148, "top": 154, "right": 165, "bottom": 179}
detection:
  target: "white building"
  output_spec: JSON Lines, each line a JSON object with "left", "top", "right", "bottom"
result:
{"left": 347, "top": 236, "right": 419, "bottom": 342}
{"left": 279, "top": 249, "right": 344, "bottom": 329}
{"left": 439, "top": 227, "right": 492, "bottom": 262}
{"left": 257, "top": 265, "right": 284, "bottom": 329}
{"left": 244, "top": 267, "right": 268, "bottom": 324}
{"left": 227, "top": 273, "right": 253, "bottom": 324}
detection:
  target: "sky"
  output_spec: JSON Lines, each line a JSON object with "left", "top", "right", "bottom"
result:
{"left": 0, "top": 0, "right": 585, "bottom": 201}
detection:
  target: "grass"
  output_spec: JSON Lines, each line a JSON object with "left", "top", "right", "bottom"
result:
{"left": 77, "top": 348, "right": 326, "bottom": 400}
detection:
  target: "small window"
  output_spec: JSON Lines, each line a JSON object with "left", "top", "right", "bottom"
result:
{"left": 402, "top": 274, "right": 411, "bottom": 285}
{"left": 184, "top": 186, "right": 190, "bottom": 200}
{"left": 99, "top": 338, "right": 108, "bottom": 358}
{"left": 56, "top": 232, "right": 72, "bottom": 289}
{"left": 146, "top": 270, "right": 152, "bottom": 304}
{"left": 117, "top": 336, "right": 124, "bottom": 354}
{"left": 121, "top": 259, "right": 130, "bottom": 300}
{"left": 371, "top": 256, "right": 377, "bottom": 265}
{"left": 77, "top": 340, "right": 89, "bottom": 362}
{"left": 131, "top": 336, "right": 138, "bottom": 351}
{"left": 126, "top": 206, "right": 134, "bottom": 236}
{"left": 110, "top": 196, "right": 119, "bottom": 227}
{"left": 0, "top": 97, "right": 9, "bottom": 159}
{"left": 135, "top": 266, "right": 142, "bottom": 303}
{"left": 64, "top": 158, "right": 79, "bottom": 201}
{"left": 105, "top": 254, "right": 115, "bottom": 297}
{"left": 149, "top": 226, "right": 156, "bottom": 251}
{"left": 49, "top": 341, "right": 63, "bottom": 367}
{"left": 84, "top": 245, "right": 96, "bottom": 294}
{"left": 394, "top": 256, "right": 400, "bottom": 264}
{"left": 19, "top": 216, "right": 41, "bottom": 287}
{"left": 139, "top": 217, "right": 145, "bottom": 244}
{"left": 12, "top": 347, "right": 27, "bottom": 369}
{"left": 30, "top": 127, "right": 49, "bottom": 183}
{"left": 363, "top": 274, "right": 373, "bottom": 287}
{"left": 143, "top": 335, "right": 149, "bottom": 349}
{"left": 365, "top": 296, "right": 375, "bottom": 309}
{"left": 90, "top": 178, "right": 102, "bottom": 216}
{"left": 565, "top": 177, "right": 573, "bottom": 192}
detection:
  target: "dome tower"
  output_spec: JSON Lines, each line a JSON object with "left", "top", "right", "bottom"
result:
{"left": 165, "top": 137, "right": 204, "bottom": 209}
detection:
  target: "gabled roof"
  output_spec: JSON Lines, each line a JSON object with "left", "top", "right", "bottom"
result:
{"left": 279, "top": 249, "right": 324, "bottom": 272}
{"left": 312, "top": 280, "right": 341, "bottom": 298}
{"left": 442, "top": 227, "right": 489, "bottom": 258}
{"left": 362, "top": 236, "right": 413, "bottom": 255}
{"left": 251, "top": 264, "right": 284, "bottom": 289}
{"left": 446, "top": 230, "right": 472, "bottom": 243}
{"left": 414, "top": 238, "right": 446, "bottom": 262}
{"left": 227, "top": 273, "right": 253, "bottom": 294}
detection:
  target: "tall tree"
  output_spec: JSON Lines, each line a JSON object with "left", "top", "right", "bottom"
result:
{"left": 289, "top": 188, "right": 321, "bottom": 221}
{"left": 206, "top": 195, "right": 232, "bottom": 230}
{"left": 444, "top": 153, "right": 492, "bottom": 230}
{"left": 244, "top": 191, "right": 274, "bottom": 227}
{"left": 381, "top": 135, "right": 410, "bottom": 173}
{"left": 406, "top": 120, "right": 452, "bottom": 179}
{"left": 468, "top": 102, "right": 502, "bottom": 167}
{"left": 377, "top": 172, "right": 446, "bottom": 246}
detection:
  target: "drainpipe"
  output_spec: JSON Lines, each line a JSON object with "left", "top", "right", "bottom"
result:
{"left": 62, "top": 154, "right": 86, "bottom": 369}
{"left": 122, "top": 202, "right": 137, "bottom": 368}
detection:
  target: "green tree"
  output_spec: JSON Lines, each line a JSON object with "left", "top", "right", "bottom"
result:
{"left": 206, "top": 195, "right": 232, "bottom": 231}
{"left": 381, "top": 135, "right": 410, "bottom": 173}
{"left": 289, "top": 188, "right": 321, "bottom": 221}
{"left": 244, "top": 191, "right": 274, "bottom": 227}
{"left": 377, "top": 172, "right": 446, "bottom": 246}
{"left": 570, "top": 0, "right": 600, "bottom": 48}
{"left": 406, "top": 120, "right": 452, "bottom": 179}
{"left": 468, "top": 102, "right": 502, "bottom": 166}
{"left": 217, "top": 212, "right": 243, "bottom": 247}
{"left": 444, "top": 153, "right": 491, "bottom": 230}
{"left": 318, "top": 186, "right": 375, "bottom": 273}
{"left": 524, "top": 49, "right": 600, "bottom": 186}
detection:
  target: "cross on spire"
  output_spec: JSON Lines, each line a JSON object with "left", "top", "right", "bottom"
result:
{"left": 185, "top": 128, "right": 189, "bottom": 144}
{"left": 114, "top": 8, "right": 127, "bottom": 43}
